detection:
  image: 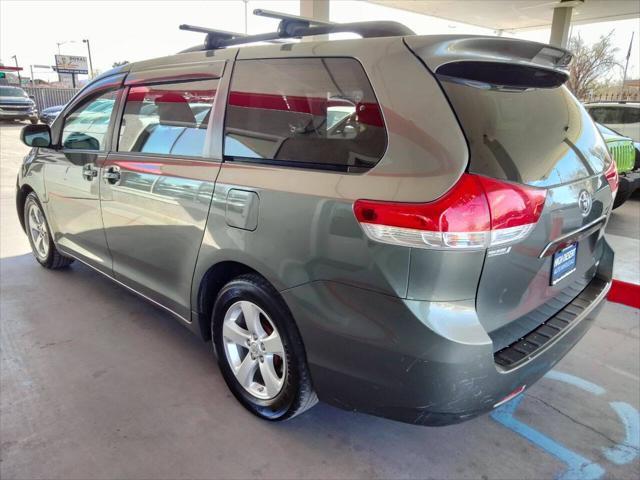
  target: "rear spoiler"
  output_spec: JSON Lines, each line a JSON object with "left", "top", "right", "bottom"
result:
{"left": 404, "top": 35, "right": 572, "bottom": 88}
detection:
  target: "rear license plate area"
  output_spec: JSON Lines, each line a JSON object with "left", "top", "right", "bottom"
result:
{"left": 551, "top": 243, "right": 578, "bottom": 285}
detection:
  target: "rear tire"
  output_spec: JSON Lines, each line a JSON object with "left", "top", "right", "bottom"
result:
{"left": 24, "top": 192, "right": 74, "bottom": 269}
{"left": 212, "top": 273, "right": 317, "bottom": 421}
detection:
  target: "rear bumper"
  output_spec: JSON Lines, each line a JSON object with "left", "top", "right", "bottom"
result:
{"left": 282, "top": 241, "right": 613, "bottom": 426}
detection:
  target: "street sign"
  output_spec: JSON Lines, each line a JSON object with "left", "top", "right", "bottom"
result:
{"left": 54, "top": 55, "right": 88, "bottom": 74}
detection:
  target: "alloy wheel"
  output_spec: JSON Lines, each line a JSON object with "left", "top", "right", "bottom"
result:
{"left": 28, "top": 203, "right": 49, "bottom": 260}
{"left": 222, "top": 300, "right": 287, "bottom": 400}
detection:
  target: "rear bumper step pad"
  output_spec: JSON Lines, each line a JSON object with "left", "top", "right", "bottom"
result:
{"left": 494, "top": 277, "right": 610, "bottom": 369}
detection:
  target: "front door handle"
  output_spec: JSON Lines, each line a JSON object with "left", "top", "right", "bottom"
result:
{"left": 103, "top": 166, "right": 121, "bottom": 185}
{"left": 82, "top": 164, "right": 98, "bottom": 181}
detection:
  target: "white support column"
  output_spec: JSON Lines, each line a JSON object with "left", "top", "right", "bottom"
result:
{"left": 300, "top": 0, "right": 330, "bottom": 22}
{"left": 300, "top": 0, "right": 330, "bottom": 41}
{"left": 549, "top": 5, "right": 573, "bottom": 48}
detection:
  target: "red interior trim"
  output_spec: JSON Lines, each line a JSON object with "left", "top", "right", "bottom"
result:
{"left": 228, "top": 90, "right": 385, "bottom": 127}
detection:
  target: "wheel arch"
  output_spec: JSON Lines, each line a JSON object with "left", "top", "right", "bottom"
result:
{"left": 16, "top": 183, "right": 35, "bottom": 233}
{"left": 195, "top": 260, "right": 269, "bottom": 341}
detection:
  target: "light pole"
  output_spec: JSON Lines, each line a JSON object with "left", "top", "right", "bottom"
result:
{"left": 56, "top": 40, "right": 79, "bottom": 86}
{"left": 10, "top": 55, "right": 21, "bottom": 85}
{"left": 56, "top": 40, "right": 79, "bottom": 54}
{"left": 82, "top": 39, "right": 94, "bottom": 78}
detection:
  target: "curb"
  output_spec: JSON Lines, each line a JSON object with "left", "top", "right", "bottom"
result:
{"left": 608, "top": 279, "right": 640, "bottom": 309}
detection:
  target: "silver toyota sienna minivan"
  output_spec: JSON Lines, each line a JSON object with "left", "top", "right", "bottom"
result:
{"left": 17, "top": 13, "right": 617, "bottom": 425}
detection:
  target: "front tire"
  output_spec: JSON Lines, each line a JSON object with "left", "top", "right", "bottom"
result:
{"left": 212, "top": 274, "right": 317, "bottom": 421}
{"left": 24, "top": 193, "right": 74, "bottom": 269}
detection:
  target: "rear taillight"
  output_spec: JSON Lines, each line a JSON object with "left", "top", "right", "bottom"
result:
{"left": 353, "top": 173, "right": 547, "bottom": 250}
{"left": 604, "top": 159, "right": 619, "bottom": 200}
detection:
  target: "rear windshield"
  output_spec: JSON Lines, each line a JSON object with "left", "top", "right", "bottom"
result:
{"left": 439, "top": 80, "right": 609, "bottom": 187}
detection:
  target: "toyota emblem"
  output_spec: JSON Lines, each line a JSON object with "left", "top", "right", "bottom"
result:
{"left": 578, "top": 190, "right": 592, "bottom": 217}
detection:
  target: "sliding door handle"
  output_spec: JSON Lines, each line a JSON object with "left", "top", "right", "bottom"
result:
{"left": 103, "top": 166, "right": 121, "bottom": 184}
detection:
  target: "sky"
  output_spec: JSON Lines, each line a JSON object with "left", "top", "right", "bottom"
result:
{"left": 1, "top": 0, "right": 638, "bottom": 83}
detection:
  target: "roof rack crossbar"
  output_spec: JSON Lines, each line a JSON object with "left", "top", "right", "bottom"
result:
{"left": 253, "top": 8, "right": 335, "bottom": 27}
{"left": 179, "top": 9, "right": 415, "bottom": 52}
{"left": 253, "top": 8, "right": 335, "bottom": 37}
{"left": 217, "top": 21, "right": 414, "bottom": 48}
{"left": 179, "top": 24, "right": 248, "bottom": 49}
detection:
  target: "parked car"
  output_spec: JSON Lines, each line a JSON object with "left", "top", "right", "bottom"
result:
{"left": 586, "top": 102, "right": 640, "bottom": 142}
{"left": 16, "top": 19, "right": 616, "bottom": 426}
{"left": 39, "top": 104, "right": 64, "bottom": 125}
{"left": 0, "top": 86, "right": 38, "bottom": 124}
{"left": 597, "top": 123, "right": 640, "bottom": 208}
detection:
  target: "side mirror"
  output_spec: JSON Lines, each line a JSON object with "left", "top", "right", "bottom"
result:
{"left": 21, "top": 124, "right": 52, "bottom": 148}
{"left": 29, "top": 95, "right": 35, "bottom": 100}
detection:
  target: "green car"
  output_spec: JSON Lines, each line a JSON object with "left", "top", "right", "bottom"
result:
{"left": 597, "top": 123, "right": 639, "bottom": 208}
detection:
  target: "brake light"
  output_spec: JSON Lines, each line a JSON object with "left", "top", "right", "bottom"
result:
{"left": 353, "top": 173, "right": 547, "bottom": 250}
{"left": 604, "top": 159, "right": 619, "bottom": 200}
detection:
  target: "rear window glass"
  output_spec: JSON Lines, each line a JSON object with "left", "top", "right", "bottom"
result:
{"left": 440, "top": 79, "right": 608, "bottom": 187}
{"left": 118, "top": 79, "right": 217, "bottom": 158}
{"left": 224, "top": 57, "right": 386, "bottom": 171}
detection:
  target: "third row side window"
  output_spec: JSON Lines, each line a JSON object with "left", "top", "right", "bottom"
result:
{"left": 223, "top": 57, "right": 387, "bottom": 170}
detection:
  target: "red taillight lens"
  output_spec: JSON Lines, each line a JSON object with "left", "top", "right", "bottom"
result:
{"left": 604, "top": 159, "right": 619, "bottom": 200}
{"left": 353, "top": 173, "right": 547, "bottom": 250}
{"left": 478, "top": 175, "right": 547, "bottom": 247}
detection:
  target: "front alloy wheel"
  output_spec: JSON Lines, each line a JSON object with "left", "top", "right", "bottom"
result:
{"left": 27, "top": 203, "right": 50, "bottom": 260}
{"left": 23, "top": 192, "right": 74, "bottom": 269}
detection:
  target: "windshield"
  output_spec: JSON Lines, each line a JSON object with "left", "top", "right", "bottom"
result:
{"left": 0, "top": 87, "right": 28, "bottom": 98}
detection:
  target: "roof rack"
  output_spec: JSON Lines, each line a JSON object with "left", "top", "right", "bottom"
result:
{"left": 179, "top": 9, "right": 414, "bottom": 51}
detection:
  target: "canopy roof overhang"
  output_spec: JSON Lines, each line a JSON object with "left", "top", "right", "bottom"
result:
{"left": 369, "top": 0, "right": 640, "bottom": 31}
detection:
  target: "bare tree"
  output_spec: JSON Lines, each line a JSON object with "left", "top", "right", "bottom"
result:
{"left": 567, "top": 31, "right": 621, "bottom": 99}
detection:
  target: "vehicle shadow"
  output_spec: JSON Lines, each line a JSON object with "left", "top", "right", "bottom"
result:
{"left": 1, "top": 252, "right": 635, "bottom": 480}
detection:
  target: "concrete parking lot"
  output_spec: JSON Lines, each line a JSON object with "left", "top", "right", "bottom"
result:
{"left": 1, "top": 120, "right": 639, "bottom": 479}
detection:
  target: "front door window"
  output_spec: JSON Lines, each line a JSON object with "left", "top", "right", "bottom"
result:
{"left": 62, "top": 91, "right": 117, "bottom": 150}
